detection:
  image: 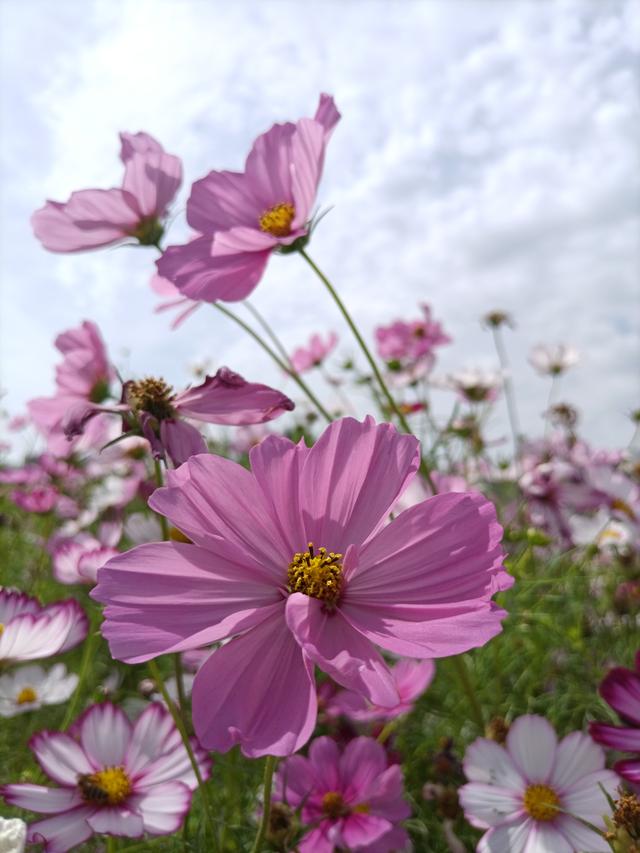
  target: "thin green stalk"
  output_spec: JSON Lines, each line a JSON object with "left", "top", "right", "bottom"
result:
{"left": 451, "top": 655, "right": 484, "bottom": 732}
{"left": 244, "top": 299, "right": 295, "bottom": 370}
{"left": 106, "top": 836, "right": 117, "bottom": 853}
{"left": 61, "top": 611, "right": 100, "bottom": 730}
{"left": 147, "top": 659, "right": 216, "bottom": 842}
{"left": 299, "top": 248, "right": 438, "bottom": 495}
{"left": 491, "top": 326, "right": 521, "bottom": 471}
{"left": 250, "top": 754, "right": 277, "bottom": 853}
{"left": 212, "top": 302, "right": 333, "bottom": 423}
{"left": 376, "top": 720, "right": 399, "bottom": 745}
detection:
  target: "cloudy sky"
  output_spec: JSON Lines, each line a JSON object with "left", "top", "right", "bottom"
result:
{"left": 1, "top": 0, "right": 639, "bottom": 454}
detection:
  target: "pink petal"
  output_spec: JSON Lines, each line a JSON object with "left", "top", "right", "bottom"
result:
{"left": 122, "top": 147, "right": 182, "bottom": 218}
{"left": 338, "top": 814, "right": 393, "bottom": 850}
{"left": 365, "top": 765, "right": 412, "bottom": 822}
{"left": 520, "top": 822, "right": 572, "bottom": 853}
{"left": 614, "top": 758, "right": 640, "bottom": 782}
{"left": 29, "top": 731, "right": 93, "bottom": 786}
{"left": 506, "top": 715, "right": 557, "bottom": 783}
{"left": 286, "top": 594, "right": 399, "bottom": 707}
{"left": 555, "top": 816, "right": 611, "bottom": 853}
{"left": 291, "top": 117, "right": 328, "bottom": 227}
{"left": 32, "top": 189, "right": 140, "bottom": 252}
{"left": 1, "top": 784, "right": 82, "bottom": 814}
{"left": 159, "top": 419, "right": 207, "bottom": 466}
{"left": 86, "top": 807, "right": 144, "bottom": 837}
{"left": 92, "top": 541, "right": 283, "bottom": 663}
{"left": 275, "top": 754, "right": 316, "bottom": 808}
{"left": 299, "top": 825, "right": 333, "bottom": 853}
{"left": 550, "top": 731, "right": 605, "bottom": 791}
{"left": 314, "top": 93, "right": 341, "bottom": 137}
{"left": 28, "top": 807, "right": 94, "bottom": 853}
{"left": 120, "top": 131, "right": 165, "bottom": 161}
{"left": 600, "top": 665, "right": 640, "bottom": 725}
{"left": 561, "top": 769, "right": 620, "bottom": 821}
{"left": 187, "top": 169, "right": 263, "bottom": 234}
{"left": 73, "top": 702, "right": 132, "bottom": 769}
{"left": 299, "top": 416, "right": 420, "bottom": 552}
{"left": 458, "top": 782, "right": 523, "bottom": 829}
{"left": 339, "top": 737, "right": 387, "bottom": 801}
{"left": 128, "top": 781, "right": 192, "bottom": 834}
{"left": 463, "top": 738, "right": 524, "bottom": 789}
{"left": 476, "top": 817, "right": 533, "bottom": 853}
{"left": 307, "top": 736, "right": 341, "bottom": 792}
{"left": 191, "top": 610, "right": 316, "bottom": 757}
{"left": 590, "top": 722, "right": 640, "bottom": 752}
{"left": 244, "top": 122, "right": 296, "bottom": 209}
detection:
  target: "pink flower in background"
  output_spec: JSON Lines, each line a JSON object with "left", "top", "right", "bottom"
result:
{"left": 529, "top": 343, "right": 580, "bottom": 376}
{"left": 0, "top": 590, "right": 88, "bottom": 664}
{"left": 326, "top": 659, "right": 435, "bottom": 723}
{"left": 273, "top": 736, "right": 411, "bottom": 852}
{"left": 150, "top": 274, "right": 201, "bottom": 329}
{"left": 156, "top": 94, "right": 340, "bottom": 302}
{"left": 9, "top": 485, "right": 60, "bottom": 514}
{"left": 32, "top": 132, "right": 182, "bottom": 252}
{"left": 290, "top": 332, "right": 338, "bottom": 373}
{"left": 0, "top": 664, "right": 78, "bottom": 718}
{"left": 590, "top": 650, "right": 640, "bottom": 785}
{"left": 28, "top": 321, "right": 115, "bottom": 456}
{"left": 2, "top": 702, "right": 211, "bottom": 852}
{"left": 52, "top": 534, "right": 120, "bottom": 586}
{"left": 375, "top": 304, "right": 451, "bottom": 365}
{"left": 93, "top": 416, "right": 510, "bottom": 758}
{"left": 459, "top": 715, "right": 618, "bottom": 853}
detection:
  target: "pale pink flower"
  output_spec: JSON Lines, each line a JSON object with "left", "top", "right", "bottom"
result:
{"left": 0, "top": 590, "right": 88, "bottom": 664}
{"left": 443, "top": 368, "right": 503, "bottom": 404}
{"left": 9, "top": 485, "right": 60, "bottom": 514}
{"left": 290, "top": 332, "right": 338, "bottom": 373}
{"left": 375, "top": 304, "right": 451, "bottom": 366}
{"left": 529, "top": 344, "right": 580, "bottom": 376}
{"left": 459, "top": 714, "right": 618, "bottom": 852}
{"left": 0, "top": 663, "right": 78, "bottom": 717}
{"left": 2, "top": 702, "right": 211, "bottom": 852}
{"left": 52, "top": 534, "right": 120, "bottom": 586}
{"left": 93, "top": 416, "right": 511, "bottom": 757}
{"left": 32, "top": 132, "right": 181, "bottom": 252}
{"left": 273, "top": 736, "right": 411, "bottom": 852}
{"left": 156, "top": 94, "right": 340, "bottom": 302}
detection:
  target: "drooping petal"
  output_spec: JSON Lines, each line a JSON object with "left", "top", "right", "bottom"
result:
{"left": 191, "top": 611, "right": 316, "bottom": 757}
{"left": 506, "top": 715, "right": 557, "bottom": 783}
{"left": 27, "top": 807, "right": 94, "bottom": 853}
{"left": 187, "top": 169, "right": 263, "bottom": 234}
{"left": 92, "top": 541, "right": 284, "bottom": 663}
{"left": 73, "top": 703, "right": 132, "bottom": 769}
{"left": 159, "top": 419, "right": 207, "bottom": 466}
{"left": 549, "top": 731, "right": 605, "bottom": 790}
{"left": 128, "top": 781, "right": 192, "bottom": 835}
{"left": 29, "top": 731, "right": 93, "bottom": 786}
{"left": 299, "top": 416, "right": 420, "bottom": 552}
{"left": 0, "top": 784, "right": 83, "bottom": 814}
{"left": 286, "top": 594, "right": 399, "bottom": 707}
{"left": 458, "top": 783, "right": 523, "bottom": 829}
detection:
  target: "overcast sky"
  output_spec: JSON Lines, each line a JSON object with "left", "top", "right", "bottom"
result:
{"left": 1, "top": 0, "right": 639, "bottom": 454}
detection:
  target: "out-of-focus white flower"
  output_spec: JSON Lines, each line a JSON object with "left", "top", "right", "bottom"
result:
{"left": 0, "top": 817, "right": 27, "bottom": 853}
{"left": 0, "top": 664, "right": 78, "bottom": 717}
{"left": 439, "top": 367, "right": 503, "bottom": 403}
{"left": 529, "top": 343, "right": 580, "bottom": 376}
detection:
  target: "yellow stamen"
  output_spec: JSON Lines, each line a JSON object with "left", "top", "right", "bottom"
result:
{"left": 287, "top": 543, "right": 343, "bottom": 606}
{"left": 16, "top": 686, "right": 37, "bottom": 705}
{"left": 126, "top": 377, "right": 176, "bottom": 420}
{"left": 259, "top": 203, "right": 295, "bottom": 237}
{"left": 78, "top": 766, "right": 132, "bottom": 806}
{"left": 321, "top": 791, "right": 350, "bottom": 819}
{"left": 523, "top": 784, "right": 560, "bottom": 821}
{"left": 0, "top": 623, "right": 4, "bottom": 637}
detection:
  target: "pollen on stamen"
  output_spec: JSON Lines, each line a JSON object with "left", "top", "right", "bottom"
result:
{"left": 287, "top": 542, "right": 343, "bottom": 605}
{"left": 522, "top": 783, "right": 560, "bottom": 821}
{"left": 126, "top": 377, "right": 176, "bottom": 421}
{"left": 259, "top": 202, "right": 295, "bottom": 237}
{"left": 16, "top": 686, "right": 37, "bottom": 705}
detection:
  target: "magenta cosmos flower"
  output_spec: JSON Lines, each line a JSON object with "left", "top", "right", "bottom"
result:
{"left": 459, "top": 714, "right": 618, "bottom": 853}
{"left": 28, "top": 321, "right": 114, "bottom": 456}
{"left": 375, "top": 304, "right": 450, "bottom": 367}
{"left": 0, "top": 589, "right": 87, "bottom": 664}
{"left": 32, "top": 131, "right": 181, "bottom": 252}
{"left": 273, "top": 735, "right": 411, "bottom": 852}
{"left": 590, "top": 650, "right": 640, "bottom": 785}
{"left": 290, "top": 331, "right": 339, "bottom": 373}
{"left": 156, "top": 93, "right": 340, "bottom": 302}
{"left": 2, "top": 702, "right": 211, "bottom": 852}
{"left": 92, "top": 416, "right": 511, "bottom": 758}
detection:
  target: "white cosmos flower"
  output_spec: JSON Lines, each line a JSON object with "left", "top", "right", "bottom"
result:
{"left": 0, "top": 664, "right": 78, "bottom": 717}
{"left": 529, "top": 344, "right": 580, "bottom": 376}
{"left": 0, "top": 817, "right": 26, "bottom": 853}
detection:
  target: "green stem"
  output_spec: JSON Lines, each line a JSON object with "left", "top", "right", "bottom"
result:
{"left": 376, "top": 719, "right": 399, "bottom": 745}
{"left": 212, "top": 302, "right": 333, "bottom": 423}
{"left": 61, "top": 610, "right": 100, "bottom": 730}
{"left": 491, "top": 326, "right": 521, "bottom": 470}
{"left": 451, "top": 655, "right": 484, "bottom": 732}
{"left": 244, "top": 299, "right": 295, "bottom": 370}
{"left": 148, "top": 659, "right": 216, "bottom": 842}
{"left": 250, "top": 754, "right": 277, "bottom": 853}
{"left": 106, "top": 835, "right": 117, "bottom": 853}
{"left": 299, "top": 248, "right": 438, "bottom": 494}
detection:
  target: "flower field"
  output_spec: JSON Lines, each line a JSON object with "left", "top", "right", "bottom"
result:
{"left": 0, "top": 95, "right": 638, "bottom": 853}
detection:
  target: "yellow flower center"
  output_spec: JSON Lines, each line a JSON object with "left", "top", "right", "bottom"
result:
{"left": 523, "top": 784, "right": 560, "bottom": 821}
{"left": 322, "top": 791, "right": 350, "bottom": 819}
{"left": 78, "top": 767, "right": 132, "bottom": 806}
{"left": 0, "top": 623, "right": 4, "bottom": 636}
{"left": 287, "top": 543, "right": 343, "bottom": 606}
{"left": 126, "top": 377, "right": 176, "bottom": 420}
{"left": 16, "top": 686, "right": 37, "bottom": 705}
{"left": 259, "top": 203, "right": 295, "bottom": 237}
{"left": 611, "top": 498, "right": 635, "bottom": 519}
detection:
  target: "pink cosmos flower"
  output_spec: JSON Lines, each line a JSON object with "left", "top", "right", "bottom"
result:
{"left": 290, "top": 332, "right": 339, "bottom": 373}
{"left": 2, "top": 702, "right": 211, "bottom": 852}
{"left": 156, "top": 94, "right": 340, "bottom": 302}
{"left": 0, "top": 589, "right": 88, "bottom": 664}
{"left": 52, "top": 534, "right": 120, "bottom": 586}
{"left": 273, "top": 736, "right": 411, "bottom": 852}
{"left": 375, "top": 304, "right": 451, "bottom": 365}
{"left": 9, "top": 485, "right": 60, "bottom": 514}
{"left": 28, "top": 321, "right": 114, "bottom": 456}
{"left": 590, "top": 650, "right": 640, "bottom": 785}
{"left": 68, "top": 367, "right": 295, "bottom": 468}
{"left": 459, "top": 714, "right": 618, "bottom": 853}
{"left": 326, "top": 659, "right": 435, "bottom": 723}
{"left": 92, "top": 416, "right": 511, "bottom": 758}
{"left": 32, "top": 132, "right": 182, "bottom": 252}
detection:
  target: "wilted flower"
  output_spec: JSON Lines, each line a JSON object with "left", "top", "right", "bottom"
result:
{"left": 273, "top": 736, "right": 411, "bottom": 852}
{"left": 156, "top": 94, "right": 340, "bottom": 303}
{"left": 93, "top": 416, "right": 510, "bottom": 757}
{"left": 0, "top": 590, "right": 87, "bottom": 664}
{"left": 2, "top": 702, "right": 211, "bottom": 851}
{"left": 290, "top": 332, "right": 338, "bottom": 373}
{"left": 0, "top": 664, "right": 78, "bottom": 717}
{"left": 32, "top": 132, "right": 181, "bottom": 252}
{"left": 459, "top": 714, "right": 618, "bottom": 852}
{"left": 529, "top": 344, "right": 580, "bottom": 376}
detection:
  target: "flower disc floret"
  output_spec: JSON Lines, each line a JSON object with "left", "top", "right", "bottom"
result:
{"left": 78, "top": 767, "right": 132, "bottom": 806}
{"left": 523, "top": 783, "right": 559, "bottom": 821}
{"left": 287, "top": 543, "right": 343, "bottom": 605}
{"left": 322, "top": 790, "right": 350, "bottom": 818}
{"left": 259, "top": 203, "right": 295, "bottom": 237}
{"left": 16, "top": 687, "right": 37, "bottom": 705}
{"left": 127, "top": 377, "right": 176, "bottom": 420}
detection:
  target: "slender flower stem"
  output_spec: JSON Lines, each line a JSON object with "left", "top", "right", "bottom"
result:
{"left": 106, "top": 836, "right": 117, "bottom": 853}
{"left": 212, "top": 302, "right": 333, "bottom": 423}
{"left": 244, "top": 299, "right": 295, "bottom": 370}
{"left": 147, "top": 658, "right": 216, "bottom": 842}
{"left": 491, "top": 326, "right": 521, "bottom": 472}
{"left": 451, "top": 655, "right": 484, "bottom": 732}
{"left": 250, "top": 754, "right": 277, "bottom": 853}
{"left": 376, "top": 720, "right": 399, "bottom": 745}
{"left": 61, "top": 610, "right": 100, "bottom": 730}
{"left": 544, "top": 374, "right": 559, "bottom": 438}
{"left": 299, "top": 248, "right": 438, "bottom": 495}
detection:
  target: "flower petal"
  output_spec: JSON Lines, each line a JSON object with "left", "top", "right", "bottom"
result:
{"left": 463, "top": 738, "right": 525, "bottom": 789}
{"left": 549, "top": 731, "right": 605, "bottom": 791}
{"left": 339, "top": 813, "right": 393, "bottom": 850}
{"left": 476, "top": 817, "right": 533, "bottom": 853}
{"left": 86, "top": 807, "right": 144, "bottom": 837}
{"left": 159, "top": 419, "right": 207, "bottom": 467}
{"left": 561, "top": 769, "right": 620, "bottom": 820}
{"left": 73, "top": 703, "right": 132, "bottom": 769}
{"left": 28, "top": 807, "right": 94, "bottom": 853}
{"left": 30, "top": 731, "right": 93, "bottom": 785}
{"left": 590, "top": 721, "right": 640, "bottom": 751}
{"left": 600, "top": 664, "right": 640, "bottom": 725}
{"left": 187, "top": 169, "right": 263, "bottom": 234}
{"left": 1, "top": 784, "right": 82, "bottom": 814}
{"left": 555, "top": 816, "right": 611, "bottom": 853}
{"left": 507, "top": 715, "right": 557, "bottom": 783}
{"left": 128, "top": 782, "right": 192, "bottom": 835}
{"left": 244, "top": 122, "right": 296, "bottom": 209}
{"left": 458, "top": 783, "right": 523, "bottom": 829}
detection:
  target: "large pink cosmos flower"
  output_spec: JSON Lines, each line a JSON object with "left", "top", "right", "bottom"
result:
{"left": 459, "top": 715, "right": 618, "bottom": 853}
{"left": 590, "top": 650, "right": 640, "bottom": 785}
{"left": 0, "top": 590, "right": 87, "bottom": 664}
{"left": 28, "top": 321, "right": 114, "bottom": 456}
{"left": 156, "top": 94, "right": 340, "bottom": 302}
{"left": 92, "top": 416, "right": 511, "bottom": 758}
{"left": 32, "top": 132, "right": 182, "bottom": 252}
{"left": 273, "top": 736, "right": 411, "bottom": 852}
{"left": 2, "top": 702, "right": 211, "bottom": 852}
